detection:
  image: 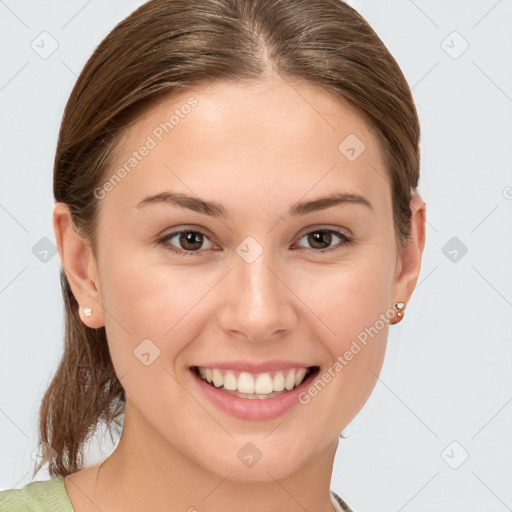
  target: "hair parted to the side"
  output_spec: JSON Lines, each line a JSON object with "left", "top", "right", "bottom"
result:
{"left": 37, "top": 0, "right": 420, "bottom": 477}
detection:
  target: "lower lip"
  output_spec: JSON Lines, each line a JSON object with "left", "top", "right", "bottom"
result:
{"left": 190, "top": 367, "right": 319, "bottom": 421}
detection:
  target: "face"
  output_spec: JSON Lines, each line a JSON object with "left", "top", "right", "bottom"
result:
{"left": 59, "top": 75, "right": 423, "bottom": 482}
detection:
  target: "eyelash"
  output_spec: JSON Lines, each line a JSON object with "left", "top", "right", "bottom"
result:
{"left": 157, "top": 228, "right": 353, "bottom": 256}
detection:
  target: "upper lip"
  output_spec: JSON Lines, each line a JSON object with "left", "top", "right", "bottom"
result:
{"left": 191, "top": 360, "right": 316, "bottom": 374}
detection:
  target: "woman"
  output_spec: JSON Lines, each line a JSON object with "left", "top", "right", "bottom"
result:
{"left": 0, "top": 0, "right": 425, "bottom": 510}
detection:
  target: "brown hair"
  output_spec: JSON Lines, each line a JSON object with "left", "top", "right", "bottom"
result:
{"left": 36, "top": 0, "right": 420, "bottom": 477}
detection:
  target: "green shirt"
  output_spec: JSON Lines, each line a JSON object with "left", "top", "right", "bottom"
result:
{"left": 0, "top": 475, "right": 354, "bottom": 511}
{"left": 0, "top": 475, "right": 74, "bottom": 511}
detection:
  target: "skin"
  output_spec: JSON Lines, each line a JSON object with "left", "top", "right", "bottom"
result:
{"left": 54, "top": 75, "right": 426, "bottom": 512}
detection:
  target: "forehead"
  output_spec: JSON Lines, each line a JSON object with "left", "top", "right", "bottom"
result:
{"left": 101, "top": 76, "right": 391, "bottom": 217}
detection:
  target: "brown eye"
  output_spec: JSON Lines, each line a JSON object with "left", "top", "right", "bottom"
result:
{"left": 296, "top": 229, "right": 352, "bottom": 252}
{"left": 307, "top": 231, "right": 333, "bottom": 249}
{"left": 178, "top": 231, "right": 204, "bottom": 251}
{"left": 159, "top": 229, "right": 215, "bottom": 255}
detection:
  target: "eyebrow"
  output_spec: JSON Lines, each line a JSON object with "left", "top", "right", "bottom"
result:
{"left": 135, "top": 191, "right": 373, "bottom": 217}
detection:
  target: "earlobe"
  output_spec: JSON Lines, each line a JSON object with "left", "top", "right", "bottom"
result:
{"left": 390, "top": 195, "right": 427, "bottom": 324}
{"left": 53, "top": 202, "right": 105, "bottom": 329}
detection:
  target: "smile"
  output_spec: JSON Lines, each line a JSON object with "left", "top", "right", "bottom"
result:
{"left": 194, "top": 366, "right": 314, "bottom": 398}
{"left": 190, "top": 365, "right": 320, "bottom": 420}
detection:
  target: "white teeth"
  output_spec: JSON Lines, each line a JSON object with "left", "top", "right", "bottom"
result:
{"left": 273, "top": 372, "right": 285, "bottom": 391}
{"left": 223, "top": 371, "right": 237, "bottom": 391}
{"left": 196, "top": 366, "right": 311, "bottom": 396}
{"left": 295, "top": 368, "right": 307, "bottom": 387}
{"left": 284, "top": 370, "right": 296, "bottom": 390}
{"left": 212, "top": 369, "right": 223, "bottom": 387}
{"left": 237, "top": 372, "right": 254, "bottom": 393}
{"left": 199, "top": 368, "right": 212, "bottom": 382}
{"left": 254, "top": 373, "right": 273, "bottom": 394}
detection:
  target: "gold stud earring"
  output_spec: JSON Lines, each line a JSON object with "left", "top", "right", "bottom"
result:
{"left": 393, "top": 301, "right": 406, "bottom": 320}
{"left": 84, "top": 307, "right": 93, "bottom": 317}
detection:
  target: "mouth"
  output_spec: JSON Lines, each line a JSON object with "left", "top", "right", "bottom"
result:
{"left": 190, "top": 365, "right": 320, "bottom": 400}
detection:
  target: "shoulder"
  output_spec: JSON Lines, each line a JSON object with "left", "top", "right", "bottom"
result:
{"left": 0, "top": 475, "right": 75, "bottom": 512}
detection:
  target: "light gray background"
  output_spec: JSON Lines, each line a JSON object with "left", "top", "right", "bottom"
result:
{"left": 1, "top": 1, "right": 511, "bottom": 511}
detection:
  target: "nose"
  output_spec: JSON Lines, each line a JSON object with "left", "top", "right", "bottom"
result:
{"left": 216, "top": 246, "right": 298, "bottom": 343}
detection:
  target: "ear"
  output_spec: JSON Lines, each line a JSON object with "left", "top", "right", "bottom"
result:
{"left": 53, "top": 202, "right": 105, "bottom": 328}
{"left": 391, "top": 194, "right": 426, "bottom": 324}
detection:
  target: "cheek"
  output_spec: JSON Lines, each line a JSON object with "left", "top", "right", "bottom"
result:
{"left": 97, "top": 249, "right": 222, "bottom": 371}
{"left": 293, "top": 250, "right": 393, "bottom": 401}
{"left": 295, "top": 251, "right": 394, "bottom": 343}
{"left": 295, "top": 279, "right": 390, "bottom": 433}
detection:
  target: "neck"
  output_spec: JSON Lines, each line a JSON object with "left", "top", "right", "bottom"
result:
{"left": 90, "top": 400, "right": 339, "bottom": 512}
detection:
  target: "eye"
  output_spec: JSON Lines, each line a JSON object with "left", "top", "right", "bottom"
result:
{"left": 157, "top": 227, "right": 352, "bottom": 256}
{"left": 158, "top": 229, "right": 216, "bottom": 255}
{"left": 295, "top": 228, "right": 352, "bottom": 253}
